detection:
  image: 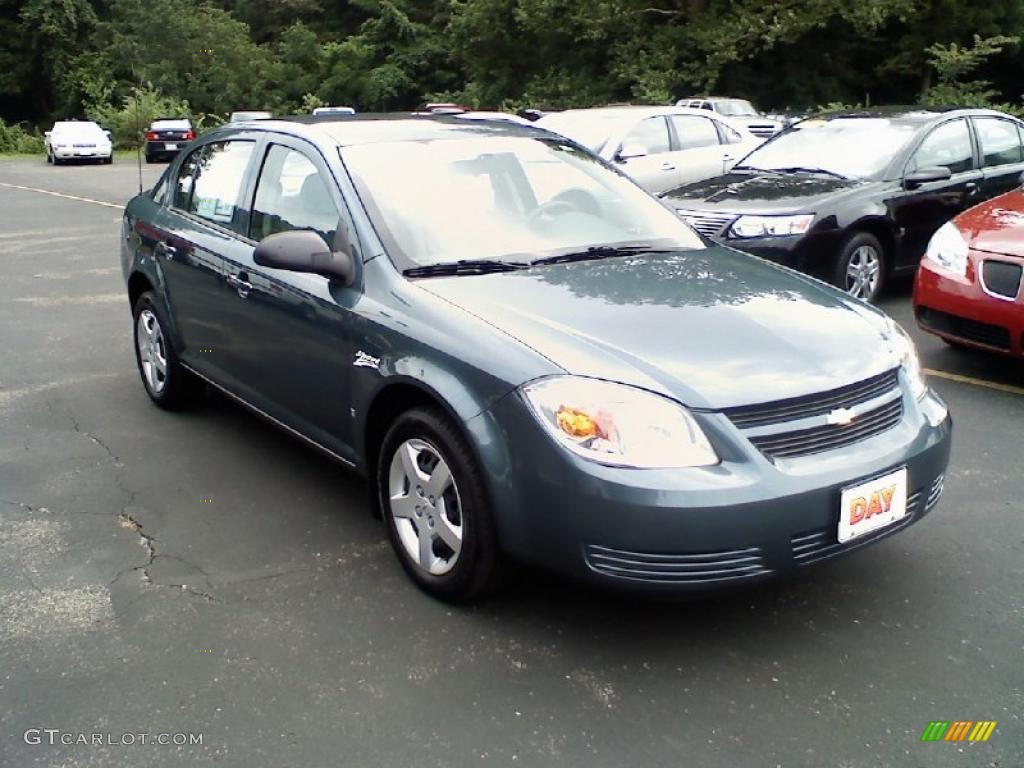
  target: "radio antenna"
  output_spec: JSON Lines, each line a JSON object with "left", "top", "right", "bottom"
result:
{"left": 135, "top": 80, "right": 143, "bottom": 195}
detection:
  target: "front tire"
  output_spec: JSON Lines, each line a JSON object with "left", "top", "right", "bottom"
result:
{"left": 132, "top": 292, "right": 203, "bottom": 410}
{"left": 834, "top": 231, "right": 886, "bottom": 302}
{"left": 377, "top": 407, "right": 499, "bottom": 602}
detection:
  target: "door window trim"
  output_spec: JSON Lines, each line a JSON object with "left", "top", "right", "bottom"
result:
{"left": 902, "top": 117, "right": 978, "bottom": 178}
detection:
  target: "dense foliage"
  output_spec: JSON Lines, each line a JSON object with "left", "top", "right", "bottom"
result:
{"left": 2, "top": 0, "right": 1023, "bottom": 142}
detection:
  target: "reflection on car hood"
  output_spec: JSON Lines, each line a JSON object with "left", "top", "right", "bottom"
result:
{"left": 957, "top": 190, "right": 1024, "bottom": 258}
{"left": 661, "top": 170, "right": 871, "bottom": 214}
{"left": 419, "top": 247, "right": 896, "bottom": 409}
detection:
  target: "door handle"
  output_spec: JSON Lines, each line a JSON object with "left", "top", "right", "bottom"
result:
{"left": 155, "top": 241, "right": 178, "bottom": 261}
{"left": 965, "top": 182, "right": 979, "bottom": 196}
{"left": 660, "top": 162, "right": 676, "bottom": 171}
{"left": 226, "top": 273, "right": 253, "bottom": 298}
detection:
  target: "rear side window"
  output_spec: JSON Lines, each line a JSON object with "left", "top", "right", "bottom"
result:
{"left": 670, "top": 115, "right": 721, "bottom": 150}
{"left": 250, "top": 145, "right": 340, "bottom": 244}
{"left": 186, "top": 141, "right": 255, "bottom": 232}
{"left": 621, "top": 117, "right": 670, "bottom": 156}
{"left": 909, "top": 119, "right": 973, "bottom": 175}
{"left": 974, "top": 118, "right": 1024, "bottom": 167}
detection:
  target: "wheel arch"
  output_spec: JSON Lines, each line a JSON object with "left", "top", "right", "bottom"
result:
{"left": 846, "top": 217, "right": 896, "bottom": 272}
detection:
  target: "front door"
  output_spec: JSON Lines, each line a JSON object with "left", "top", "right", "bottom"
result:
{"left": 217, "top": 139, "right": 359, "bottom": 460}
{"left": 613, "top": 116, "right": 681, "bottom": 194}
{"left": 888, "top": 117, "right": 983, "bottom": 270}
{"left": 667, "top": 114, "right": 731, "bottom": 185}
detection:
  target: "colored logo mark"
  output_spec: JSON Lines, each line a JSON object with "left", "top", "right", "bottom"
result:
{"left": 921, "top": 720, "right": 997, "bottom": 742}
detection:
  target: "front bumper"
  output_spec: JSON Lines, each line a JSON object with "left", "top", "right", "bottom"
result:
{"left": 472, "top": 385, "right": 952, "bottom": 593}
{"left": 914, "top": 255, "right": 1024, "bottom": 356}
{"left": 52, "top": 147, "right": 112, "bottom": 160}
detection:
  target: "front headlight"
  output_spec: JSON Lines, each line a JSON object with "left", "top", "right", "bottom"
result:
{"left": 884, "top": 318, "right": 927, "bottom": 400}
{"left": 925, "top": 221, "right": 968, "bottom": 277}
{"left": 729, "top": 214, "right": 814, "bottom": 239}
{"left": 522, "top": 377, "right": 719, "bottom": 468}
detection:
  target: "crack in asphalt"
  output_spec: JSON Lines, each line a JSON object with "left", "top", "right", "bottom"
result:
{"left": 115, "top": 513, "right": 216, "bottom": 602}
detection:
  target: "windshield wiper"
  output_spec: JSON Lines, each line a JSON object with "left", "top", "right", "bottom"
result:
{"left": 530, "top": 244, "right": 677, "bottom": 267}
{"left": 403, "top": 259, "right": 528, "bottom": 278}
{"left": 763, "top": 166, "right": 849, "bottom": 180}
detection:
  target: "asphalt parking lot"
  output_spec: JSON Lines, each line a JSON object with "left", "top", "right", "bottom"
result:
{"left": 1, "top": 156, "right": 1022, "bottom": 767}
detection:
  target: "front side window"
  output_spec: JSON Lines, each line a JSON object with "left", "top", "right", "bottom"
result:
{"left": 670, "top": 115, "right": 722, "bottom": 150}
{"left": 172, "top": 149, "right": 202, "bottom": 209}
{"left": 909, "top": 119, "right": 973, "bottom": 175}
{"left": 974, "top": 118, "right": 1024, "bottom": 168}
{"left": 187, "top": 141, "right": 255, "bottom": 232}
{"left": 341, "top": 136, "right": 704, "bottom": 269}
{"left": 251, "top": 145, "right": 340, "bottom": 244}
{"left": 621, "top": 117, "right": 670, "bottom": 156}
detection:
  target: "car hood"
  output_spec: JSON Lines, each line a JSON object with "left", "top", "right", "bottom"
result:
{"left": 661, "top": 170, "right": 872, "bottom": 215}
{"left": 418, "top": 247, "right": 897, "bottom": 410}
{"left": 957, "top": 189, "right": 1024, "bottom": 258}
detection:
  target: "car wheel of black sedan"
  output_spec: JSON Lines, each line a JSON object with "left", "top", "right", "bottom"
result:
{"left": 132, "top": 292, "right": 204, "bottom": 409}
{"left": 836, "top": 232, "right": 885, "bottom": 302}
{"left": 378, "top": 408, "right": 499, "bottom": 602}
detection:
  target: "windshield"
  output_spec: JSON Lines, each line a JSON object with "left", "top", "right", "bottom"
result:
{"left": 342, "top": 136, "right": 704, "bottom": 269}
{"left": 151, "top": 119, "right": 191, "bottom": 131}
{"left": 716, "top": 99, "right": 759, "bottom": 117}
{"left": 52, "top": 122, "right": 105, "bottom": 138}
{"left": 535, "top": 112, "right": 639, "bottom": 153}
{"left": 737, "top": 117, "right": 920, "bottom": 178}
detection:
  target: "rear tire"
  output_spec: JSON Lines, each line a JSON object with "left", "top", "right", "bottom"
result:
{"left": 377, "top": 407, "right": 500, "bottom": 602}
{"left": 834, "top": 231, "right": 886, "bottom": 303}
{"left": 104, "top": 155, "right": 113, "bottom": 165}
{"left": 132, "top": 292, "right": 204, "bottom": 410}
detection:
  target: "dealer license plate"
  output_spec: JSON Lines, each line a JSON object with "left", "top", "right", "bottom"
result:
{"left": 837, "top": 467, "right": 908, "bottom": 543}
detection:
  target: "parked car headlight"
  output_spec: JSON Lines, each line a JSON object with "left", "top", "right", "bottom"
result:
{"left": 729, "top": 214, "right": 814, "bottom": 239}
{"left": 522, "top": 376, "right": 719, "bottom": 468}
{"left": 925, "top": 221, "right": 968, "bottom": 277}
{"left": 884, "top": 318, "right": 927, "bottom": 400}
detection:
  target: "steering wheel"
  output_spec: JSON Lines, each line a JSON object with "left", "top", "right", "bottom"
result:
{"left": 526, "top": 199, "right": 577, "bottom": 226}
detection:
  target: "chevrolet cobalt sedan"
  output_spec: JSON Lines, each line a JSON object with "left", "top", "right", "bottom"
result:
{"left": 121, "top": 115, "right": 952, "bottom": 601}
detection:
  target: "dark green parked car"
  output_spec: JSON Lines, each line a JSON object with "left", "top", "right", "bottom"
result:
{"left": 121, "top": 115, "right": 952, "bottom": 601}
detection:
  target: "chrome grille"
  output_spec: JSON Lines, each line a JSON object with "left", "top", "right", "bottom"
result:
{"left": 72, "top": 143, "right": 96, "bottom": 148}
{"left": 725, "top": 369, "right": 899, "bottom": 429}
{"left": 584, "top": 544, "right": 770, "bottom": 584}
{"left": 748, "top": 398, "right": 903, "bottom": 460}
{"left": 748, "top": 125, "right": 779, "bottom": 138}
{"left": 925, "top": 473, "right": 944, "bottom": 511}
{"left": 676, "top": 210, "right": 736, "bottom": 238}
{"left": 981, "top": 260, "right": 1022, "bottom": 300}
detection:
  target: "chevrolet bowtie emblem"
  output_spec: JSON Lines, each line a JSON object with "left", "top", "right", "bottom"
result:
{"left": 827, "top": 407, "right": 856, "bottom": 426}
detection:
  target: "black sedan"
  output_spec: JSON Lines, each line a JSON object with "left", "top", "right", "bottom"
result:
{"left": 145, "top": 117, "right": 196, "bottom": 163}
{"left": 663, "top": 107, "right": 1024, "bottom": 301}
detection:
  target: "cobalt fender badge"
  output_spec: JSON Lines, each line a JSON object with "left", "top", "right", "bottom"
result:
{"left": 353, "top": 350, "right": 381, "bottom": 371}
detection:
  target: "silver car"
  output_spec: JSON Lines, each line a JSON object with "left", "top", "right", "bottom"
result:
{"left": 536, "top": 106, "right": 760, "bottom": 195}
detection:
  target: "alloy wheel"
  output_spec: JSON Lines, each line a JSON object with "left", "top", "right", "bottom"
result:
{"left": 387, "top": 438, "right": 463, "bottom": 576}
{"left": 136, "top": 308, "right": 168, "bottom": 395}
{"left": 844, "top": 245, "right": 881, "bottom": 300}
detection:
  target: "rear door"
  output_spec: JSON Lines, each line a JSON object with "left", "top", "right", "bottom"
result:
{"left": 972, "top": 116, "right": 1024, "bottom": 200}
{"left": 612, "top": 116, "right": 678, "bottom": 194}
{"left": 667, "top": 114, "right": 730, "bottom": 185}
{"left": 888, "top": 117, "right": 982, "bottom": 269}
{"left": 216, "top": 137, "right": 359, "bottom": 459}
{"left": 153, "top": 139, "right": 257, "bottom": 383}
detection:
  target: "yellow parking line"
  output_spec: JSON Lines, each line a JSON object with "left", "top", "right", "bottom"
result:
{"left": 0, "top": 181, "right": 123, "bottom": 210}
{"left": 925, "top": 368, "right": 1024, "bottom": 396}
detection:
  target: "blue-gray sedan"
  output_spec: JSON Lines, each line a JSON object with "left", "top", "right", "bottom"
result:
{"left": 120, "top": 115, "right": 952, "bottom": 601}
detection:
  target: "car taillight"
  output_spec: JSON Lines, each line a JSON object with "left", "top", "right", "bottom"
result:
{"left": 184, "top": 131, "right": 195, "bottom": 141}
{"left": 145, "top": 131, "right": 158, "bottom": 141}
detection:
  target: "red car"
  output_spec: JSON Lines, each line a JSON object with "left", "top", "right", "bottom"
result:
{"left": 914, "top": 188, "right": 1024, "bottom": 356}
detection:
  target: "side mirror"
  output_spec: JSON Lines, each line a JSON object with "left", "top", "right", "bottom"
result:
{"left": 615, "top": 143, "right": 647, "bottom": 162}
{"left": 104, "top": 130, "right": 112, "bottom": 139}
{"left": 904, "top": 166, "right": 952, "bottom": 189}
{"left": 44, "top": 131, "right": 51, "bottom": 138}
{"left": 253, "top": 230, "right": 355, "bottom": 285}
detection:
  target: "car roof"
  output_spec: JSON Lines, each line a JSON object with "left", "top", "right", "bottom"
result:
{"left": 213, "top": 113, "right": 557, "bottom": 147}
{"left": 807, "top": 106, "right": 1015, "bottom": 122}
{"left": 543, "top": 105, "right": 708, "bottom": 119}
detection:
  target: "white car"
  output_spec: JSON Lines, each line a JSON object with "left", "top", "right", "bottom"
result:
{"left": 229, "top": 110, "right": 272, "bottom": 122}
{"left": 312, "top": 106, "right": 356, "bottom": 116}
{"left": 674, "top": 97, "right": 784, "bottom": 140}
{"left": 536, "top": 106, "right": 761, "bottom": 195}
{"left": 45, "top": 121, "right": 113, "bottom": 165}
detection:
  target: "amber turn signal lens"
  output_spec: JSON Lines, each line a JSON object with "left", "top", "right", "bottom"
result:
{"left": 556, "top": 405, "right": 603, "bottom": 439}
